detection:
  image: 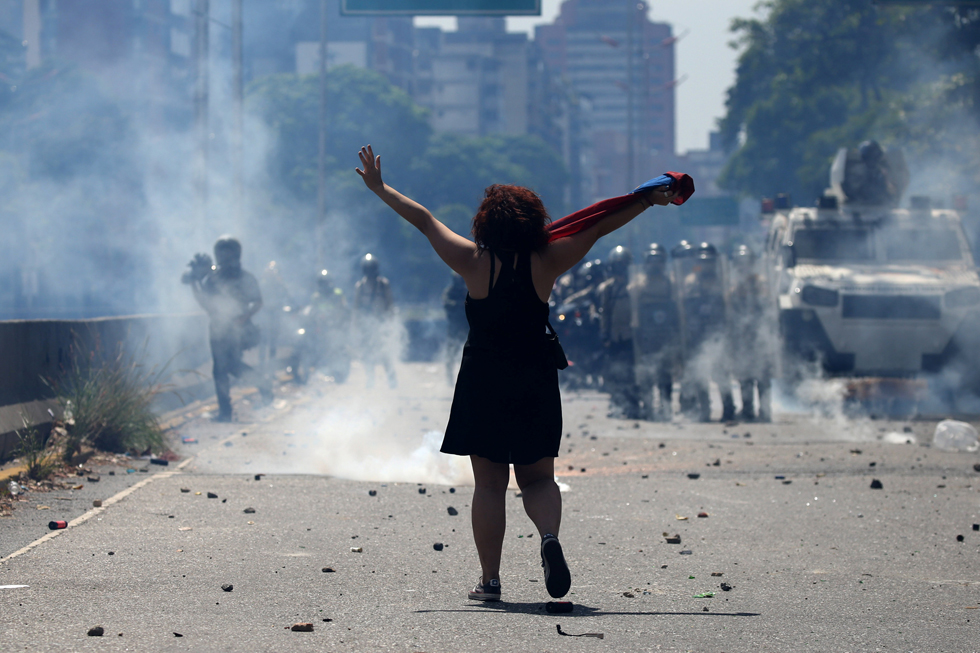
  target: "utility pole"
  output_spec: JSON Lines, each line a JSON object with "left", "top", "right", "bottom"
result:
{"left": 316, "top": 0, "right": 328, "bottom": 270}
{"left": 232, "top": 0, "right": 244, "bottom": 227}
{"left": 194, "top": 0, "right": 210, "bottom": 228}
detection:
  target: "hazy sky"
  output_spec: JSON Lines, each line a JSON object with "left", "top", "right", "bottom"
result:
{"left": 416, "top": 0, "right": 763, "bottom": 154}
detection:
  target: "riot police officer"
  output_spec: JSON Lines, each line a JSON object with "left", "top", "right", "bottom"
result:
{"left": 310, "top": 269, "right": 351, "bottom": 383}
{"left": 556, "top": 259, "right": 604, "bottom": 385}
{"left": 728, "top": 245, "right": 772, "bottom": 422}
{"left": 631, "top": 243, "right": 679, "bottom": 421}
{"left": 675, "top": 242, "right": 735, "bottom": 422}
{"left": 182, "top": 236, "right": 272, "bottom": 422}
{"left": 597, "top": 246, "right": 640, "bottom": 419}
{"left": 352, "top": 253, "right": 397, "bottom": 388}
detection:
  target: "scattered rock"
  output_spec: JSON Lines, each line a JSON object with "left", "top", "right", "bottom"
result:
{"left": 322, "top": 567, "right": 335, "bottom": 573}
{"left": 711, "top": 459, "right": 720, "bottom": 466}
{"left": 869, "top": 462, "right": 876, "bottom": 467}
{"left": 322, "top": 618, "right": 332, "bottom": 622}
{"left": 418, "top": 488, "right": 426, "bottom": 495}
{"left": 207, "top": 492, "right": 218, "bottom": 499}
{"left": 679, "top": 550, "right": 693, "bottom": 555}
{"left": 687, "top": 473, "right": 700, "bottom": 480}
{"left": 622, "top": 592, "right": 635, "bottom": 598}
{"left": 368, "top": 490, "right": 377, "bottom": 496}
{"left": 350, "top": 547, "right": 363, "bottom": 553}
{"left": 850, "top": 449, "right": 862, "bottom": 454}
{"left": 449, "top": 488, "right": 456, "bottom": 493}
{"left": 580, "top": 468, "right": 586, "bottom": 473}
{"left": 711, "top": 572, "right": 723, "bottom": 577}
{"left": 697, "top": 512, "right": 709, "bottom": 518}
{"left": 973, "top": 463, "right": 980, "bottom": 473}
{"left": 150, "top": 458, "right": 169, "bottom": 466}
{"left": 703, "top": 606, "right": 709, "bottom": 612}
{"left": 224, "top": 442, "right": 233, "bottom": 447}
{"left": 87, "top": 626, "right": 104, "bottom": 637}
{"left": 956, "top": 535, "right": 964, "bottom": 542}
{"left": 870, "top": 479, "right": 883, "bottom": 490}
{"left": 87, "top": 476, "right": 100, "bottom": 483}
{"left": 664, "top": 533, "right": 681, "bottom": 544}
{"left": 782, "top": 480, "right": 792, "bottom": 485}
{"left": 108, "top": 551, "right": 114, "bottom": 556}
{"left": 291, "top": 623, "right": 314, "bottom": 632}
{"left": 254, "top": 474, "right": 264, "bottom": 481}
{"left": 173, "top": 632, "right": 183, "bottom": 637}
{"left": 108, "top": 471, "right": 115, "bottom": 475}
{"left": 973, "top": 524, "right": 979, "bottom": 531}
{"left": 720, "top": 582, "right": 733, "bottom": 591}
{"left": 221, "top": 584, "right": 233, "bottom": 592}
{"left": 180, "top": 488, "right": 190, "bottom": 493}
{"left": 433, "top": 542, "right": 444, "bottom": 551}
{"left": 447, "top": 507, "right": 458, "bottom": 516}
{"left": 243, "top": 507, "right": 255, "bottom": 514}
{"left": 92, "top": 500, "right": 102, "bottom": 508}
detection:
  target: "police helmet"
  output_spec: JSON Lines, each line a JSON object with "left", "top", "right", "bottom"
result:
{"left": 696, "top": 242, "right": 718, "bottom": 260}
{"left": 213, "top": 235, "right": 242, "bottom": 261}
{"left": 607, "top": 245, "right": 633, "bottom": 271}
{"left": 361, "top": 253, "right": 380, "bottom": 277}
{"left": 859, "top": 140, "right": 884, "bottom": 164}
{"left": 644, "top": 243, "right": 667, "bottom": 269}
{"left": 316, "top": 269, "right": 333, "bottom": 293}
{"left": 671, "top": 239, "right": 693, "bottom": 259}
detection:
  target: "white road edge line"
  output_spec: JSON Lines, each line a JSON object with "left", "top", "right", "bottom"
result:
{"left": 0, "top": 457, "right": 194, "bottom": 566}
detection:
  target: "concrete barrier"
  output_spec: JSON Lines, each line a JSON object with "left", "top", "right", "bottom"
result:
{"left": 0, "top": 314, "right": 210, "bottom": 460}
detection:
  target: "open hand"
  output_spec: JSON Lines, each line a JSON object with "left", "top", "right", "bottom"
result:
{"left": 356, "top": 145, "right": 383, "bottom": 193}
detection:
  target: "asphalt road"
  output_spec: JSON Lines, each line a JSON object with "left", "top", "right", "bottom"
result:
{"left": 2, "top": 362, "right": 979, "bottom": 652}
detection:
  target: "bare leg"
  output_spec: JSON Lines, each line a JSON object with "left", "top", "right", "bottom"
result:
{"left": 514, "top": 457, "right": 561, "bottom": 538}
{"left": 469, "top": 455, "right": 510, "bottom": 584}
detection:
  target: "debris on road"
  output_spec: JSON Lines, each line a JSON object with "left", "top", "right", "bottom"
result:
{"left": 87, "top": 476, "right": 100, "bottom": 482}
{"left": 697, "top": 512, "right": 709, "bottom": 518}
{"left": 207, "top": 492, "right": 218, "bottom": 499}
{"left": 322, "top": 567, "right": 335, "bottom": 573}
{"left": 556, "top": 625, "right": 603, "bottom": 639}
{"left": 48, "top": 520, "right": 67, "bottom": 530}
{"left": 720, "top": 582, "right": 733, "bottom": 591}
{"left": 350, "top": 547, "right": 363, "bottom": 553}
{"left": 243, "top": 507, "right": 255, "bottom": 514}
{"left": 150, "top": 458, "right": 169, "bottom": 465}
{"left": 87, "top": 626, "right": 104, "bottom": 637}
{"left": 623, "top": 592, "right": 635, "bottom": 598}
{"left": 173, "top": 632, "right": 183, "bottom": 637}
{"left": 92, "top": 500, "right": 102, "bottom": 507}
{"left": 711, "top": 572, "right": 723, "bottom": 577}
{"left": 675, "top": 514, "right": 688, "bottom": 520}
{"left": 693, "top": 591, "right": 715, "bottom": 598}
{"left": 664, "top": 533, "right": 681, "bottom": 544}
{"left": 870, "top": 479, "right": 883, "bottom": 489}
{"left": 679, "top": 550, "right": 693, "bottom": 555}
{"left": 433, "top": 543, "right": 444, "bottom": 551}
{"left": 181, "top": 437, "right": 198, "bottom": 444}
{"left": 546, "top": 601, "right": 573, "bottom": 613}
{"left": 447, "top": 507, "right": 458, "bottom": 516}
{"left": 418, "top": 488, "right": 426, "bottom": 494}
{"left": 180, "top": 488, "right": 190, "bottom": 493}
{"left": 687, "top": 473, "right": 700, "bottom": 480}
{"left": 291, "top": 623, "right": 314, "bottom": 632}
{"left": 368, "top": 490, "right": 377, "bottom": 496}
{"left": 956, "top": 535, "right": 964, "bottom": 542}
{"left": 221, "top": 584, "right": 233, "bottom": 592}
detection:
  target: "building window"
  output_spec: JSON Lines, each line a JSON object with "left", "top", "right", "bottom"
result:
{"left": 171, "top": 29, "right": 191, "bottom": 57}
{"left": 170, "top": 0, "right": 191, "bottom": 17}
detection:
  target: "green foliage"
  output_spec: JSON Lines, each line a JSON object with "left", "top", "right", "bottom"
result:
{"left": 52, "top": 341, "right": 171, "bottom": 460}
{"left": 717, "top": 0, "right": 980, "bottom": 201}
{"left": 410, "top": 133, "right": 569, "bottom": 216}
{"left": 247, "top": 65, "right": 432, "bottom": 201}
{"left": 14, "top": 419, "right": 60, "bottom": 481}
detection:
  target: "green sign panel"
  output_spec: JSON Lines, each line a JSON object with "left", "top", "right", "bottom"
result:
{"left": 341, "top": 0, "right": 541, "bottom": 15}
{"left": 677, "top": 196, "right": 740, "bottom": 227}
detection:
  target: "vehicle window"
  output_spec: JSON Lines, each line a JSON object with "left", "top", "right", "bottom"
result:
{"left": 879, "top": 228, "right": 962, "bottom": 262}
{"left": 792, "top": 229, "right": 873, "bottom": 261}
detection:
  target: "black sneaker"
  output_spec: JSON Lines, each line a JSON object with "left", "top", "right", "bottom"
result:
{"left": 540, "top": 533, "right": 571, "bottom": 598}
{"left": 468, "top": 578, "right": 501, "bottom": 601}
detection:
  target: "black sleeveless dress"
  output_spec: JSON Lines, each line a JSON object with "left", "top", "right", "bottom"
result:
{"left": 441, "top": 249, "right": 562, "bottom": 465}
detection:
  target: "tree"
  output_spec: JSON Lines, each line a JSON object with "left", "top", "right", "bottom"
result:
{"left": 716, "top": 0, "right": 964, "bottom": 202}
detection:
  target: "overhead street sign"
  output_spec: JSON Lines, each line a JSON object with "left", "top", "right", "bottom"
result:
{"left": 341, "top": 0, "right": 541, "bottom": 15}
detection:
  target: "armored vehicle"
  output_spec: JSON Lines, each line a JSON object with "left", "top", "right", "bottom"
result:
{"left": 766, "top": 143, "right": 980, "bottom": 388}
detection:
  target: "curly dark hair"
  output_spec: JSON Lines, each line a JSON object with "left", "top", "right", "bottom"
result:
{"left": 471, "top": 184, "right": 551, "bottom": 253}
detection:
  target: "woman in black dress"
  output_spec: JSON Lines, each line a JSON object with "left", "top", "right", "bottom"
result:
{"left": 356, "top": 144, "right": 674, "bottom": 601}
